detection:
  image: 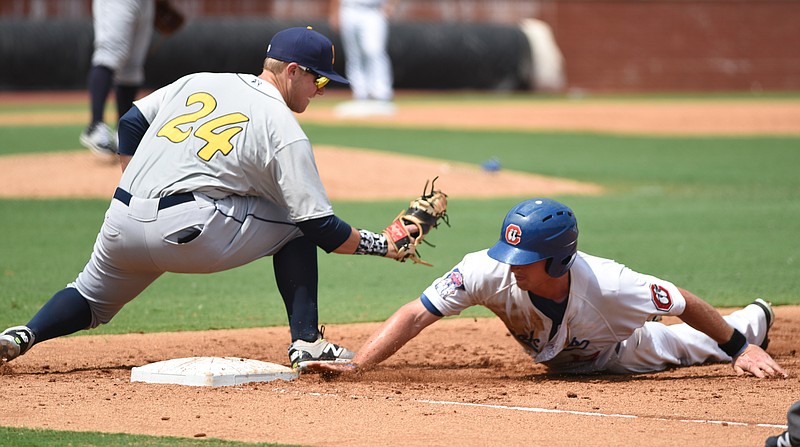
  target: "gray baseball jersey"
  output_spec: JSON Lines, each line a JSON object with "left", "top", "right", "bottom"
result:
{"left": 421, "top": 250, "right": 770, "bottom": 374}
{"left": 120, "top": 72, "right": 334, "bottom": 221}
{"left": 71, "top": 72, "right": 337, "bottom": 327}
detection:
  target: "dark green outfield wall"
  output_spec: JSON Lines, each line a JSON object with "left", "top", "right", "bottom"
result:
{"left": 0, "top": 18, "right": 532, "bottom": 91}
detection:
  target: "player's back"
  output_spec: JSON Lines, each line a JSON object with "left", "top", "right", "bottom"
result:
{"left": 120, "top": 72, "right": 306, "bottom": 200}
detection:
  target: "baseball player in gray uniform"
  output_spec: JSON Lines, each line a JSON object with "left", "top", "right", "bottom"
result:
{"left": 305, "top": 198, "right": 787, "bottom": 379}
{"left": 81, "top": 0, "right": 156, "bottom": 157}
{"left": 1, "top": 27, "right": 409, "bottom": 370}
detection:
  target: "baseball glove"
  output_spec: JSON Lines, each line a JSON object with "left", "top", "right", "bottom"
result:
{"left": 383, "top": 177, "right": 449, "bottom": 266}
{"left": 154, "top": 0, "right": 185, "bottom": 36}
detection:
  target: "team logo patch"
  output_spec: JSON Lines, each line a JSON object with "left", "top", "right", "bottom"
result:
{"left": 434, "top": 268, "right": 465, "bottom": 297}
{"left": 650, "top": 284, "right": 673, "bottom": 311}
{"left": 504, "top": 224, "right": 522, "bottom": 245}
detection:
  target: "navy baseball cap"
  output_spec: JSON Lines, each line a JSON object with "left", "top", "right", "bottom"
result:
{"left": 266, "top": 26, "right": 349, "bottom": 85}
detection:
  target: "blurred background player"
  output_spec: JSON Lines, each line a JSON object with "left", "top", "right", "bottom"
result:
{"left": 329, "top": 0, "right": 397, "bottom": 117}
{"left": 81, "top": 0, "right": 182, "bottom": 158}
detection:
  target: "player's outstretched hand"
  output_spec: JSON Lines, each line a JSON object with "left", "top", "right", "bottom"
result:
{"left": 299, "top": 361, "right": 359, "bottom": 380}
{"left": 733, "top": 344, "right": 788, "bottom": 378}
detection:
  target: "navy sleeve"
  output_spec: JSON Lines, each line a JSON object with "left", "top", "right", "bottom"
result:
{"left": 296, "top": 215, "right": 353, "bottom": 253}
{"left": 117, "top": 106, "right": 149, "bottom": 156}
{"left": 420, "top": 294, "right": 444, "bottom": 317}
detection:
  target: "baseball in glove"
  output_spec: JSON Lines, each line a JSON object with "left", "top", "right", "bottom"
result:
{"left": 154, "top": 0, "right": 185, "bottom": 36}
{"left": 383, "top": 177, "right": 449, "bottom": 266}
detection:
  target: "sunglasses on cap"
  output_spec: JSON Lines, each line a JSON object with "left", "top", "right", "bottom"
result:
{"left": 297, "top": 64, "right": 330, "bottom": 89}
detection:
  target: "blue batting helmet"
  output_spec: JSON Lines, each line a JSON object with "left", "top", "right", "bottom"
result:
{"left": 487, "top": 198, "right": 578, "bottom": 277}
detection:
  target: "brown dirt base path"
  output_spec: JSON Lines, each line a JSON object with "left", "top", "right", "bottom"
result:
{"left": 1, "top": 307, "right": 798, "bottom": 447}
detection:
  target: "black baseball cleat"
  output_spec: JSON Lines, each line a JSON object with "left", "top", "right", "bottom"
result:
{"left": 0, "top": 326, "right": 35, "bottom": 363}
{"left": 751, "top": 298, "right": 774, "bottom": 350}
{"left": 765, "top": 431, "right": 798, "bottom": 447}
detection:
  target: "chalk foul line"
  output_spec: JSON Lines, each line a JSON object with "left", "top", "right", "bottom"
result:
{"left": 416, "top": 399, "right": 788, "bottom": 430}
{"left": 274, "top": 389, "right": 788, "bottom": 430}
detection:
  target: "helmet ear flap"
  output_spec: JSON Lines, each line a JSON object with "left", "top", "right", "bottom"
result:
{"left": 545, "top": 253, "right": 576, "bottom": 278}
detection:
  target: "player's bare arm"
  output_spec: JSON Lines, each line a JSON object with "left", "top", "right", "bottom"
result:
{"left": 303, "top": 298, "right": 441, "bottom": 376}
{"left": 678, "top": 288, "right": 787, "bottom": 378}
{"left": 353, "top": 299, "right": 441, "bottom": 369}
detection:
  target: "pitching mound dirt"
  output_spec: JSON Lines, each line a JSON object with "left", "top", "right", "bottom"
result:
{"left": 0, "top": 146, "right": 602, "bottom": 200}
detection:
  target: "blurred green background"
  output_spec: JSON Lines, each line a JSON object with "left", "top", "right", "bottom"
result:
{"left": 1, "top": 94, "right": 798, "bottom": 336}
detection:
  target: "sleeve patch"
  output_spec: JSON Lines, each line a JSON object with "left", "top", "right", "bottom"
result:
{"left": 434, "top": 268, "right": 465, "bottom": 298}
{"left": 650, "top": 284, "right": 673, "bottom": 311}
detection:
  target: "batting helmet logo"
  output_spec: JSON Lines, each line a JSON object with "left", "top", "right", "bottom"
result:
{"left": 504, "top": 224, "right": 522, "bottom": 245}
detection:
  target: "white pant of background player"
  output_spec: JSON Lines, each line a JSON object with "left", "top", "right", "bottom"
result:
{"left": 335, "top": 0, "right": 395, "bottom": 117}
{"left": 92, "top": 0, "right": 155, "bottom": 86}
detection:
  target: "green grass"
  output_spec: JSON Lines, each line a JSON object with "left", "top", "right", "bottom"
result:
{"left": 2, "top": 190, "right": 797, "bottom": 335}
{"left": 0, "top": 125, "right": 86, "bottom": 154}
{"left": 2, "top": 125, "right": 798, "bottom": 332}
{"left": 303, "top": 124, "right": 799, "bottom": 194}
{"left": 0, "top": 426, "right": 299, "bottom": 447}
{"left": 1, "top": 95, "right": 799, "bottom": 445}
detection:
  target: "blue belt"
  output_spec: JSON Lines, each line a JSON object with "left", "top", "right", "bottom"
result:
{"left": 113, "top": 187, "right": 195, "bottom": 210}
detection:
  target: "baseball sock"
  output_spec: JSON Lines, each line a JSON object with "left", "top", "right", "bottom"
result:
{"left": 273, "top": 236, "right": 320, "bottom": 342}
{"left": 26, "top": 287, "right": 92, "bottom": 345}
{"left": 88, "top": 65, "right": 113, "bottom": 124}
{"left": 116, "top": 84, "right": 138, "bottom": 121}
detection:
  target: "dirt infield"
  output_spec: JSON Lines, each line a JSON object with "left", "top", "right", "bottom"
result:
{"left": 2, "top": 310, "right": 798, "bottom": 446}
{"left": 1, "top": 95, "right": 799, "bottom": 446}
{"left": 300, "top": 98, "right": 800, "bottom": 136}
